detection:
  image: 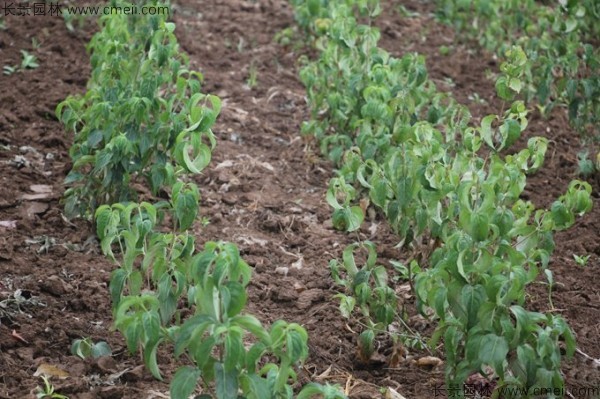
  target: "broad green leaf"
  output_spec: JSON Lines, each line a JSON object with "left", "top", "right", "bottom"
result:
{"left": 467, "top": 334, "right": 509, "bottom": 376}
{"left": 358, "top": 329, "right": 375, "bottom": 361}
{"left": 232, "top": 315, "right": 270, "bottom": 344}
{"left": 335, "top": 294, "right": 355, "bottom": 319}
{"left": 225, "top": 329, "right": 244, "bottom": 371}
{"left": 241, "top": 374, "right": 271, "bottom": 399}
{"left": 143, "top": 311, "right": 163, "bottom": 379}
{"left": 170, "top": 366, "right": 201, "bottom": 399}
{"left": 286, "top": 329, "right": 308, "bottom": 362}
{"left": 90, "top": 341, "right": 112, "bottom": 358}
{"left": 215, "top": 362, "right": 239, "bottom": 399}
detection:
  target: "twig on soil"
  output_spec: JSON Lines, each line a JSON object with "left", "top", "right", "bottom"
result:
{"left": 11, "top": 329, "right": 29, "bottom": 344}
{"left": 575, "top": 348, "right": 600, "bottom": 368}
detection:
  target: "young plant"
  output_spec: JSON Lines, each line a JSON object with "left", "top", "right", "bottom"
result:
{"left": 436, "top": 0, "right": 600, "bottom": 144}
{"left": 3, "top": 65, "right": 16, "bottom": 76}
{"left": 330, "top": 242, "right": 398, "bottom": 361}
{"left": 246, "top": 62, "right": 258, "bottom": 89}
{"left": 70, "top": 337, "right": 112, "bottom": 359}
{"left": 63, "top": 10, "right": 89, "bottom": 33}
{"left": 20, "top": 50, "right": 39, "bottom": 70}
{"left": 57, "top": 7, "right": 219, "bottom": 218}
{"left": 58, "top": 2, "right": 343, "bottom": 398}
{"left": 35, "top": 376, "right": 69, "bottom": 399}
{"left": 3, "top": 50, "right": 40, "bottom": 76}
{"left": 291, "top": 0, "right": 594, "bottom": 395}
{"left": 96, "top": 201, "right": 343, "bottom": 398}
{"left": 573, "top": 253, "right": 591, "bottom": 267}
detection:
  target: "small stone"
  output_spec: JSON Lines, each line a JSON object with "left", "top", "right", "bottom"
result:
{"left": 293, "top": 282, "right": 306, "bottom": 293}
{"left": 222, "top": 194, "right": 238, "bottom": 205}
{"left": 40, "top": 275, "right": 71, "bottom": 296}
{"left": 296, "top": 288, "right": 324, "bottom": 310}
{"left": 98, "top": 385, "right": 122, "bottom": 399}
{"left": 122, "top": 365, "right": 145, "bottom": 382}
{"left": 95, "top": 356, "right": 117, "bottom": 373}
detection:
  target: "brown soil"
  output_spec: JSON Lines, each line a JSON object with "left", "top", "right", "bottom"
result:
{"left": 0, "top": 1, "right": 598, "bottom": 398}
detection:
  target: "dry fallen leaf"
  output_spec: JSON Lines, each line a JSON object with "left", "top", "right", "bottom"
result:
{"left": 20, "top": 193, "right": 52, "bottom": 201}
{"left": 34, "top": 363, "right": 70, "bottom": 379}
{"left": 416, "top": 356, "right": 443, "bottom": 368}
{"left": 26, "top": 202, "right": 49, "bottom": 218}
{"left": 0, "top": 220, "right": 17, "bottom": 229}
{"left": 29, "top": 184, "right": 53, "bottom": 193}
{"left": 11, "top": 330, "right": 29, "bottom": 344}
{"left": 385, "top": 387, "right": 408, "bottom": 399}
{"left": 388, "top": 340, "right": 407, "bottom": 368}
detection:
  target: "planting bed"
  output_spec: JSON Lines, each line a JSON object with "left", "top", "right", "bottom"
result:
{"left": 0, "top": 0, "right": 599, "bottom": 398}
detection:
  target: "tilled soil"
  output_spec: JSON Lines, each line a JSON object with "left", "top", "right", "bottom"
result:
{"left": 0, "top": 1, "right": 598, "bottom": 398}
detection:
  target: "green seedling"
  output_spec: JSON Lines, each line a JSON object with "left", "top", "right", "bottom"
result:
{"left": 436, "top": 0, "right": 600, "bottom": 143}
{"left": 3, "top": 65, "right": 16, "bottom": 76}
{"left": 63, "top": 11, "right": 88, "bottom": 32}
{"left": 291, "top": 0, "right": 593, "bottom": 394}
{"left": 274, "top": 27, "right": 294, "bottom": 46}
{"left": 3, "top": 50, "right": 40, "bottom": 76}
{"left": 439, "top": 45, "right": 450, "bottom": 56}
{"left": 20, "top": 50, "right": 39, "bottom": 70}
{"left": 57, "top": 12, "right": 219, "bottom": 218}
{"left": 95, "top": 200, "right": 343, "bottom": 398}
{"left": 237, "top": 36, "right": 246, "bottom": 52}
{"left": 573, "top": 254, "right": 591, "bottom": 267}
{"left": 577, "top": 151, "right": 595, "bottom": 177}
{"left": 71, "top": 4, "right": 347, "bottom": 396}
{"left": 330, "top": 242, "right": 397, "bottom": 361}
{"left": 71, "top": 337, "right": 112, "bottom": 359}
{"left": 246, "top": 62, "right": 258, "bottom": 89}
{"left": 35, "top": 376, "right": 69, "bottom": 399}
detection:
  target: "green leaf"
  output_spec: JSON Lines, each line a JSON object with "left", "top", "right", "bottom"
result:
{"left": 90, "top": 341, "right": 112, "bottom": 358}
{"left": 346, "top": 206, "right": 365, "bottom": 232}
{"left": 170, "top": 366, "right": 201, "bottom": 399}
{"left": 143, "top": 312, "right": 163, "bottom": 380}
{"left": 182, "top": 142, "right": 212, "bottom": 174}
{"left": 225, "top": 329, "right": 244, "bottom": 371}
{"left": 232, "top": 315, "right": 270, "bottom": 344}
{"left": 461, "top": 285, "right": 485, "bottom": 329}
{"left": 297, "top": 383, "right": 325, "bottom": 399}
{"left": 109, "top": 269, "right": 128, "bottom": 307}
{"left": 164, "top": 22, "right": 176, "bottom": 33}
{"left": 467, "top": 334, "right": 509, "bottom": 376}
{"left": 215, "top": 362, "right": 239, "bottom": 399}
{"left": 358, "top": 329, "right": 375, "bottom": 361}
{"left": 480, "top": 114, "right": 497, "bottom": 150}
{"left": 499, "top": 118, "right": 522, "bottom": 150}
{"left": 508, "top": 78, "right": 522, "bottom": 93}
{"left": 335, "top": 294, "right": 355, "bottom": 319}
{"left": 95, "top": 206, "right": 112, "bottom": 240}
{"left": 496, "top": 76, "right": 512, "bottom": 100}
{"left": 174, "top": 185, "right": 199, "bottom": 230}
{"left": 550, "top": 201, "right": 573, "bottom": 229}
{"left": 286, "top": 329, "right": 308, "bottom": 362}
{"left": 241, "top": 374, "right": 271, "bottom": 399}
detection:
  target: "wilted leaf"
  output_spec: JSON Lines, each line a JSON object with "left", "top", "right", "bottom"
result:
{"left": 385, "top": 387, "right": 408, "bottom": 399}
{"left": 416, "top": 356, "right": 443, "bottom": 368}
{"left": 34, "top": 363, "right": 70, "bottom": 379}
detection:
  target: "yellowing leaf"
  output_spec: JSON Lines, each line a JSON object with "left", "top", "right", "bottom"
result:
{"left": 34, "top": 363, "right": 70, "bottom": 379}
